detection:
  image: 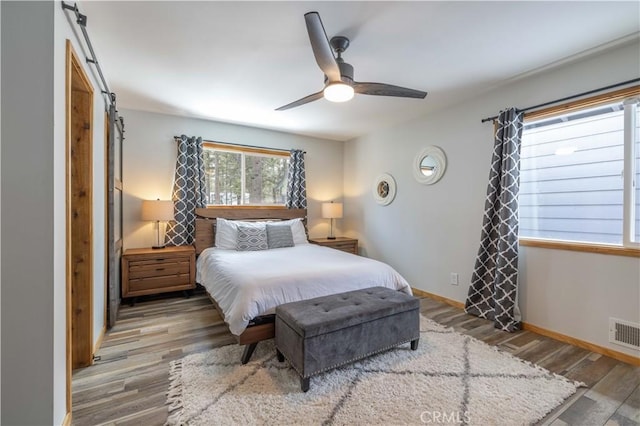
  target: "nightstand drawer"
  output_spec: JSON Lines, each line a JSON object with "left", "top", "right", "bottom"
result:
{"left": 329, "top": 241, "right": 357, "bottom": 254}
{"left": 128, "top": 257, "right": 191, "bottom": 279}
{"left": 128, "top": 273, "right": 192, "bottom": 293}
{"left": 309, "top": 237, "right": 359, "bottom": 255}
{"left": 128, "top": 256, "right": 186, "bottom": 266}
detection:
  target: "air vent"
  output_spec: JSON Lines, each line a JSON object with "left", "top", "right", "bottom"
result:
{"left": 609, "top": 318, "right": 640, "bottom": 350}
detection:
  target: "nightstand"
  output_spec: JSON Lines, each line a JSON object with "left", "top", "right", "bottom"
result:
{"left": 310, "top": 237, "right": 358, "bottom": 255}
{"left": 122, "top": 245, "right": 195, "bottom": 300}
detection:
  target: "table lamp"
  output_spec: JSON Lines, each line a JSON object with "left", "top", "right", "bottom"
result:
{"left": 322, "top": 201, "right": 343, "bottom": 240}
{"left": 141, "top": 199, "right": 174, "bottom": 249}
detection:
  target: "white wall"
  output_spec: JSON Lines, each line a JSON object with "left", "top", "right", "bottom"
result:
{"left": 1, "top": 2, "right": 108, "bottom": 423}
{"left": 54, "top": 2, "right": 109, "bottom": 422}
{"left": 343, "top": 41, "right": 640, "bottom": 357}
{"left": 121, "top": 109, "right": 344, "bottom": 250}
{"left": 0, "top": 2, "right": 3, "bottom": 419}
{"left": 2, "top": 3, "right": 57, "bottom": 424}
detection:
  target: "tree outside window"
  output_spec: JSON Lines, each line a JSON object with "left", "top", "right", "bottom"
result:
{"left": 203, "top": 144, "right": 289, "bottom": 206}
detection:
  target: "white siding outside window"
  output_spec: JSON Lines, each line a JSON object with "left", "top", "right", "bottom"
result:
{"left": 519, "top": 100, "right": 639, "bottom": 246}
{"left": 632, "top": 105, "right": 640, "bottom": 243}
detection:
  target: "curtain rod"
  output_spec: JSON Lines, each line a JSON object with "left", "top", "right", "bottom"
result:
{"left": 61, "top": 1, "right": 117, "bottom": 110}
{"left": 480, "top": 78, "right": 640, "bottom": 123}
{"left": 173, "top": 136, "right": 305, "bottom": 154}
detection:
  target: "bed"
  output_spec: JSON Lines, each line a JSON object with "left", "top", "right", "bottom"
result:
{"left": 193, "top": 207, "right": 412, "bottom": 362}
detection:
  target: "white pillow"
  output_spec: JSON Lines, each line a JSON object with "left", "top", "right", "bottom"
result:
{"left": 214, "top": 218, "right": 237, "bottom": 249}
{"left": 214, "top": 217, "right": 307, "bottom": 249}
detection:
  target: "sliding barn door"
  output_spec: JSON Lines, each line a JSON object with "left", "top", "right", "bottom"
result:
{"left": 107, "top": 104, "right": 124, "bottom": 327}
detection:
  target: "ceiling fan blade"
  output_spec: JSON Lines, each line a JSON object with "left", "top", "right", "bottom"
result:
{"left": 275, "top": 90, "right": 324, "bottom": 111}
{"left": 304, "top": 12, "right": 341, "bottom": 83}
{"left": 353, "top": 82, "right": 427, "bottom": 99}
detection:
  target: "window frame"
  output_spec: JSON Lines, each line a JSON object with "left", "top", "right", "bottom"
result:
{"left": 202, "top": 141, "right": 290, "bottom": 209}
{"left": 518, "top": 85, "right": 640, "bottom": 257}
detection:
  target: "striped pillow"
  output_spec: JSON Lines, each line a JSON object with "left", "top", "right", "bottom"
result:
{"left": 266, "top": 223, "right": 294, "bottom": 249}
{"left": 236, "top": 225, "right": 268, "bottom": 251}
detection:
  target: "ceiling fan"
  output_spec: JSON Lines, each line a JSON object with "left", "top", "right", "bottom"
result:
{"left": 276, "top": 11, "right": 427, "bottom": 111}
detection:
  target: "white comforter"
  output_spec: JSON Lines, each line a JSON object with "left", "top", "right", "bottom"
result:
{"left": 196, "top": 244, "right": 412, "bottom": 336}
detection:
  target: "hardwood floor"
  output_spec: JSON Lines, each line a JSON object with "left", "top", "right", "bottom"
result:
{"left": 72, "top": 291, "right": 640, "bottom": 425}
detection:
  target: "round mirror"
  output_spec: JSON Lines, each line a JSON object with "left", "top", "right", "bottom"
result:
{"left": 419, "top": 156, "right": 438, "bottom": 177}
{"left": 373, "top": 173, "right": 397, "bottom": 206}
{"left": 413, "top": 146, "right": 447, "bottom": 185}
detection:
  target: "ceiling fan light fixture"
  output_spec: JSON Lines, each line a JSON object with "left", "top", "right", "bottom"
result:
{"left": 274, "top": 12, "right": 427, "bottom": 111}
{"left": 323, "top": 82, "right": 354, "bottom": 103}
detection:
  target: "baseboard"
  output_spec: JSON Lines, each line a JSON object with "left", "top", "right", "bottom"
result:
{"left": 93, "top": 324, "right": 107, "bottom": 356}
{"left": 411, "top": 287, "right": 640, "bottom": 367}
{"left": 62, "top": 411, "right": 72, "bottom": 426}
{"left": 521, "top": 322, "right": 640, "bottom": 367}
{"left": 411, "top": 287, "right": 465, "bottom": 309}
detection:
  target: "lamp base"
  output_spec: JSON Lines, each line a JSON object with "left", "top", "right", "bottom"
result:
{"left": 326, "top": 236, "right": 336, "bottom": 240}
{"left": 152, "top": 245, "right": 166, "bottom": 249}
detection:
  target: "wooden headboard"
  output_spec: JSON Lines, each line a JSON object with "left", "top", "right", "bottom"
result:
{"left": 194, "top": 207, "right": 307, "bottom": 255}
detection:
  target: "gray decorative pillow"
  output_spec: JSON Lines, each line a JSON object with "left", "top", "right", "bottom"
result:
{"left": 236, "top": 225, "right": 268, "bottom": 251}
{"left": 266, "top": 223, "right": 294, "bottom": 249}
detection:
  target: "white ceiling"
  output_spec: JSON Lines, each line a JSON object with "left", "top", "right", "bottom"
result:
{"left": 80, "top": 1, "right": 639, "bottom": 141}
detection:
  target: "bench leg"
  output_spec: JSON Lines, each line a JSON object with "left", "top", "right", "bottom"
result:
{"left": 411, "top": 338, "right": 419, "bottom": 350}
{"left": 301, "top": 377, "right": 310, "bottom": 392}
{"left": 276, "top": 349, "right": 284, "bottom": 362}
{"left": 241, "top": 343, "right": 258, "bottom": 364}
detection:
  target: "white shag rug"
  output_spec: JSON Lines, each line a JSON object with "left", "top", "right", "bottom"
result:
{"left": 166, "top": 316, "right": 583, "bottom": 425}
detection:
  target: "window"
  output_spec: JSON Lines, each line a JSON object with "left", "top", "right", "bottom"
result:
{"left": 203, "top": 142, "right": 289, "bottom": 206}
{"left": 519, "top": 87, "right": 639, "bottom": 252}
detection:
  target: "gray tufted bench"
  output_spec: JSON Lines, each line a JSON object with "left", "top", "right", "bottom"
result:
{"left": 275, "top": 286, "right": 420, "bottom": 392}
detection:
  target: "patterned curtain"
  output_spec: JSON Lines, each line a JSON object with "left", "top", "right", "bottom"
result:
{"left": 165, "top": 135, "right": 208, "bottom": 246}
{"left": 285, "top": 149, "right": 307, "bottom": 209}
{"left": 465, "top": 108, "right": 524, "bottom": 332}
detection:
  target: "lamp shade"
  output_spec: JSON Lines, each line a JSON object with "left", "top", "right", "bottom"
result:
{"left": 322, "top": 202, "right": 343, "bottom": 219}
{"left": 141, "top": 199, "right": 174, "bottom": 221}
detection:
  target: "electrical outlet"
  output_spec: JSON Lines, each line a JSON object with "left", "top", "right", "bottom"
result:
{"left": 450, "top": 273, "right": 459, "bottom": 286}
